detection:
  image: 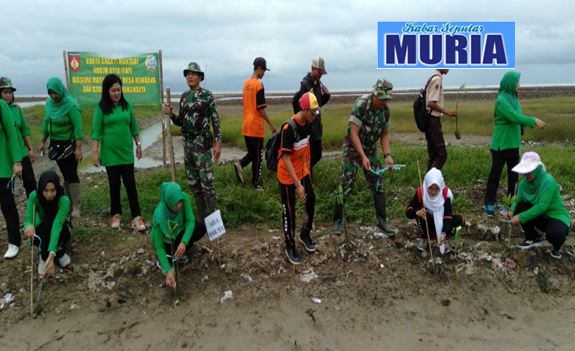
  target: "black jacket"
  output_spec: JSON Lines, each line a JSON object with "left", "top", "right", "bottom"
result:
{"left": 292, "top": 73, "right": 331, "bottom": 140}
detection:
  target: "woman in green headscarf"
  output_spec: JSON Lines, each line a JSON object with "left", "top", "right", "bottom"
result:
{"left": 509, "top": 152, "right": 570, "bottom": 259}
{"left": 151, "top": 182, "right": 205, "bottom": 288}
{"left": 0, "top": 77, "right": 37, "bottom": 197}
{"left": 484, "top": 71, "right": 546, "bottom": 217}
{"left": 39, "top": 77, "right": 83, "bottom": 218}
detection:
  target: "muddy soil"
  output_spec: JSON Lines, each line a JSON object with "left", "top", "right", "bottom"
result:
{"left": 1, "top": 187, "right": 575, "bottom": 350}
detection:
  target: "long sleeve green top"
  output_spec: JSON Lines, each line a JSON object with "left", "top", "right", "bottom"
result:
{"left": 150, "top": 193, "right": 196, "bottom": 273}
{"left": 42, "top": 106, "right": 83, "bottom": 141}
{"left": 490, "top": 72, "right": 536, "bottom": 151}
{"left": 91, "top": 104, "right": 139, "bottom": 167}
{"left": 24, "top": 191, "right": 71, "bottom": 253}
{"left": 0, "top": 100, "right": 22, "bottom": 178}
{"left": 511, "top": 166, "right": 571, "bottom": 228}
{"left": 9, "top": 103, "right": 31, "bottom": 158}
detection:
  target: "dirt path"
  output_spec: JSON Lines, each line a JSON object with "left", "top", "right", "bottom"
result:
{"left": 1, "top": 214, "right": 575, "bottom": 350}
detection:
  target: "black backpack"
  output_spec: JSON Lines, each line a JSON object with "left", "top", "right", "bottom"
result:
{"left": 413, "top": 74, "right": 440, "bottom": 132}
{"left": 265, "top": 119, "right": 298, "bottom": 172}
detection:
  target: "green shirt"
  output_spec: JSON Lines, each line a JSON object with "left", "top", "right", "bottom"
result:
{"left": 0, "top": 100, "right": 22, "bottom": 178}
{"left": 344, "top": 93, "right": 390, "bottom": 157}
{"left": 42, "top": 105, "right": 83, "bottom": 141}
{"left": 24, "top": 191, "right": 71, "bottom": 253}
{"left": 511, "top": 167, "right": 571, "bottom": 228}
{"left": 91, "top": 104, "right": 139, "bottom": 167}
{"left": 490, "top": 71, "right": 536, "bottom": 151}
{"left": 9, "top": 103, "right": 31, "bottom": 158}
{"left": 150, "top": 193, "right": 196, "bottom": 273}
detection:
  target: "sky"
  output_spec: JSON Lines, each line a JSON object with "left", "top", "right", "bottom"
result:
{"left": 1, "top": 0, "right": 574, "bottom": 94}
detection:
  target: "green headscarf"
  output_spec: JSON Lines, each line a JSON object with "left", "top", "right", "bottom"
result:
{"left": 152, "top": 182, "right": 185, "bottom": 238}
{"left": 497, "top": 71, "right": 521, "bottom": 112}
{"left": 520, "top": 165, "right": 549, "bottom": 204}
{"left": 44, "top": 77, "right": 79, "bottom": 119}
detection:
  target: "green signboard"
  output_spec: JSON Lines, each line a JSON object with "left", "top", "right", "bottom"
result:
{"left": 65, "top": 51, "right": 162, "bottom": 107}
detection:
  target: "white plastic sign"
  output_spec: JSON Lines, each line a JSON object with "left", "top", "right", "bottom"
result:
{"left": 205, "top": 210, "right": 226, "bottom": 241}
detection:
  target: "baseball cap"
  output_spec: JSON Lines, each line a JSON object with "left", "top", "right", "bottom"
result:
{"left": 311, "top": 57, "right": 327, "bottom": 74}
{"left": 299, "top": 92, "right": 319, "bottom": 114}
{"left": 373, "top": 78, "right": 393, "bottom": 100}
{"left": 512, "top": 152, "right": 543, "bottom": 174}
{"left": 253, "top": 57, "right": 270, "bottom": 71}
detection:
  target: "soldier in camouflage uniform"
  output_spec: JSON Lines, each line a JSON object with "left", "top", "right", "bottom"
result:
{"left": 163, "top": 62, "right": 222, "bottom": 220}
{"left": 333, "top": 78, "right": 398, "bottom": 235}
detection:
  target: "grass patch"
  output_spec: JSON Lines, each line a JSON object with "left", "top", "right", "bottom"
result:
{"left": 215, "top": 96, "right": 575, "bottom": 149}
{"left": 80, "top": 144, "right": 575, "bottom": 237}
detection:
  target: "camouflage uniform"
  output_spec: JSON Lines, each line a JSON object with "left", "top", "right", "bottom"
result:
{"left": 172, "top": 64, "right": 222, "bottom": 219}
{"left": 339, "top": 94, "right": 390, "bottom": 197}
{"left": 334, "top": 78, "right": 397, "bottom": 234}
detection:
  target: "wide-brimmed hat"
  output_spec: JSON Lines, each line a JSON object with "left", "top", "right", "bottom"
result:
{"left": 512, "top": 151, "right": 543, "bottom": 174}
{"left": 0, "top": 77, "right": 16, "bottom": 92}
{"left": 183, "top": 62, "right": 204, "bottom": 81}
{"left": 373, "top": 78, "right": 393, "bottom": 100}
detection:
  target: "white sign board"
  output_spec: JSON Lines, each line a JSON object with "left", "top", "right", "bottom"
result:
{"left": 205, "top": 210, "right": 226, "bottom": 241}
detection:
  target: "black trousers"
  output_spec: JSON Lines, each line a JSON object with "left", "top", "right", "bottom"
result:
{"left": 240, "top": 136, "right": 264, "bottom": 187}
{"left": 21, "top": 156, "right": 37, "bottom": 197}
{"left": 279, "top": 175, "right": 315, "bottom": 247}
{"left": 425, "top": 116, "right": 447, "bottom": 170}
{"left": 105, "top": 164, "right": 141, "bottom": 218}
{"left": 484, "top": 148, "right": 520, "bottom": 205}
{"left": 33, "top": 220, "right": 71, "bottom": 261}
{"left": 0, "top": 178, "right": 20, "bottom": 246}
{"left": 310, "top": 139, "right": 322, "bottom": 169}
{"left": 56, "top": 154, "right": 80, "bottom": 184}
{"left": 417, "top": 213, "right": 464, "bottom": 240}
{"left": 515, "top": 201, "right": 569, "bottom": 251}
{"left": 162, "top": 221, "right": 207, "bottom": 260}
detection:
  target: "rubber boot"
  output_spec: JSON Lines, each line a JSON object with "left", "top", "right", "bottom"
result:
{"left": 194, "top": 193, "right": 207, "bottom": 221}
{"left": 205, "top": 197, "right": 217, "bottom": 217}
{"left": 69, "top": 183, "right": 81, "bottom": 218}
{"left": 333, "top": 202, "right": 344, "bottom": 234}
{"left": 374, "top": 191, "right": 397, "bottom": 235}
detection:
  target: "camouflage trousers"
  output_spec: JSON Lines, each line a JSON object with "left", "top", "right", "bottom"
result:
{"left": 337, "top": 147, "right": 384, "bottom": 202}
{"left": 184, "top": 144, "right": 217, "bottom": 216}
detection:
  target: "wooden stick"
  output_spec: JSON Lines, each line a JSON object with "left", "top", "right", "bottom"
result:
{"left": 164, "top": 88, "right": 177, "bottom": 182}
{"left": 162, "top": 118, "right": 166, "bottom": 167}
{"left": 30, "top": 204, "right": 35, "bottom": 316}
{"left": 62, "top": 51, "right": 71, "bottom": 91}
{"left": 417, "top": 160, "right": 437, "bottom": 273}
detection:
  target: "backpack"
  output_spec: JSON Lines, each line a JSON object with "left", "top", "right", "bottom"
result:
{"left": 265, "top": 119, "right": 298, "bottom": 172}
{"left": 417, "top": 185, "right": 450, "bottom": 205}
{"left": 413, "top": 74, "right": 440, "bottom": 132}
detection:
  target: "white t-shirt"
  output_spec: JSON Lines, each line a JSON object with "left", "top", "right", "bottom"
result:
{"left": 426, "top": 72, "right": 444, "bottom": 117}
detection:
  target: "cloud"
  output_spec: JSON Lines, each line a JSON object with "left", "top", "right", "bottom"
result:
{"left": 1, "top": 0, "right": 574, "bottom": 94}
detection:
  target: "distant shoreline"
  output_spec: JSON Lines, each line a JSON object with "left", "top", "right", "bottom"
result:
{"left": 15, "top": 84, "right": 575, "bottom": 108}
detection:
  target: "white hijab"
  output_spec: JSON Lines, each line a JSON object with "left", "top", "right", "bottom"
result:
{"left": 422, "top": 168, "right": 453, "bottom": 239}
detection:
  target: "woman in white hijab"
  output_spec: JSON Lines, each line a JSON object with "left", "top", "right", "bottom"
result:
{"left": 405, "top": 168, "right": 464, "bottom": 253}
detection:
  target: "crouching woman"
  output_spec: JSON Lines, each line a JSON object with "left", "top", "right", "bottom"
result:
{"left": 23, "top": 171, "right": 72, "bottom": 277}
{"left": 150, "top": 182, "right": 205, "bottom": 288}
{"left": 406, "top": 167, "right": 464, "bottom": 252}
